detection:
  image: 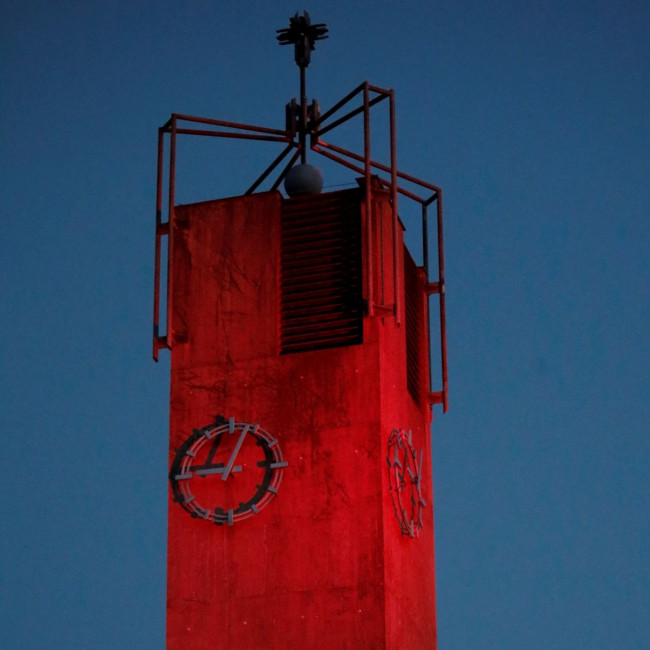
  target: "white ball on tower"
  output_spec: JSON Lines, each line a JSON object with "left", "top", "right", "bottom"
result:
{"left": 284, "top": 163, "right": 323, "bottom": 197}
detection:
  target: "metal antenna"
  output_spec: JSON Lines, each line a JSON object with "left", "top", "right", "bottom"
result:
{"left": 277, "top": 11, "right": 328, "bottom": 163}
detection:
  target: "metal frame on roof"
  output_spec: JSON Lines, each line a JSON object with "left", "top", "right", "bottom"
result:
{"left": 153, "top": 81, "right": 448, "bottom": 412}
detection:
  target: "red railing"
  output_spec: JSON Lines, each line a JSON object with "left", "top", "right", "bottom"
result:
{"left": 153, "top": 82, "right": 448, "bottom": 412}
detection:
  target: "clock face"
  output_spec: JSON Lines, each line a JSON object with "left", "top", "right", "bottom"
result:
{"left": 386, "top": 428, "right": 426, "bottom": 538}
{"left": 169, "top": 416, "right": 288, "bottom": 526}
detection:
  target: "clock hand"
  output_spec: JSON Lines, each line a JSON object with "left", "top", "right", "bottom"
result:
{"left": 221, "top": 424, "right": 250, "bottom": 480}
{"left": 194, "top": 465, "right": 242, "bottom": 476}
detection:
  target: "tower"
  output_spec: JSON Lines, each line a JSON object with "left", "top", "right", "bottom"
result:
{"left": 153, "top": 14, "right": 448, "bottom": 649}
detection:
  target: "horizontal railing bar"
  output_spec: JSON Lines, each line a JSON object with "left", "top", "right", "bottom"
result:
{"left": 366, "top": 83, "right": 392, "bottom": 96}
{"left": 169, "top": 113, "right": 289, "bottom": 136}
{"left": 174, "top": 128, "right": 291, "bottom": 143}
{"left": 312, "top": 142, "right": 432, "bottom": 204}
{"left": 317, "top": 140, "right": 441, "bottom": 195}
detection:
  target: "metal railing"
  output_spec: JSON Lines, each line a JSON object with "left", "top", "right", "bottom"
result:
{"left": 153, "top": 82, "right": 448, "bottom": 412}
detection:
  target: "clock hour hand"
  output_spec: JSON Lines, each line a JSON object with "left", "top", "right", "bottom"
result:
{"left": 194, "top": 465, "right": 242, "bottom": 476}
{"left": 221, "top": 424, "right": 250, "bottom": 480}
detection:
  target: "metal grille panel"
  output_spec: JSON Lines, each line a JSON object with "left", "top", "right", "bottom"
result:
{"left": 405, "top": 249, "right": 423, "bottom": 403}
{"left": 280, "top": 190, "right": 363, "bottom": 353}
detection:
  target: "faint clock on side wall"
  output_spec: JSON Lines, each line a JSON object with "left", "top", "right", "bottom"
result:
{"left": 387, "top": 427, "right": 426, "bottom": 538}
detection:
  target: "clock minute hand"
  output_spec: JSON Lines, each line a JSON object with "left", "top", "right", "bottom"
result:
{"left": 221, "top": 424, "right": 250, "bottom": 480}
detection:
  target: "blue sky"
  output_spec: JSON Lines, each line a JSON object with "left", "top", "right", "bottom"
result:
{"left": 1, "top": 1, "right": 648, "bottom": 648}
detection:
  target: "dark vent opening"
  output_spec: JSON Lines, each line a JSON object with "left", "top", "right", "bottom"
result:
{"left": 405, "top": 249, "right": 423, "bottom": 403}
{"left": 280, "top": 190, "right": 363, "bottom": 354}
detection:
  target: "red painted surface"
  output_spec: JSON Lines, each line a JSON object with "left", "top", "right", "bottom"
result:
{"left": 166, "top": 189, "right": 437, "bottom": 649}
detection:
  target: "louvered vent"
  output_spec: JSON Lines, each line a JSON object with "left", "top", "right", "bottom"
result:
{"left": 405, "top": 249, "right": 423, "bottom": 403}
{"left": 280, "top": 189, "right": 363, "bottom": 354}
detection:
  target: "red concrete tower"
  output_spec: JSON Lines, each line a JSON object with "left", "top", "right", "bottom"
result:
{"left": 153, "top": 14, "right": 448, "bottom": 650}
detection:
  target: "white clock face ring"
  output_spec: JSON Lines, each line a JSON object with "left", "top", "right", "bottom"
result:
{"left": 169, "top": 417, "right": 287, "bottom": 526}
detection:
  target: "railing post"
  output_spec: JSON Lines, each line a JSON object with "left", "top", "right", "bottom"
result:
{"left": 389, "top": 89, "right": 400, "bottom": 325}
{"left": 363, "top": 83, "right": 374, "bottom": 318}
{"left": 153, "top": 126, "right": 165, "bottom": 361}
{"left": 436, "top": 192, "right": 448, "bottom": 412}
{"left": 166, "top": 115, "right": 177, "bottom": 350}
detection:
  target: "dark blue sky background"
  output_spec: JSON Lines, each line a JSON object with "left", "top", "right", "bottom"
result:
{"left": 1, "top": 1, "right": 648, "bottom": 648}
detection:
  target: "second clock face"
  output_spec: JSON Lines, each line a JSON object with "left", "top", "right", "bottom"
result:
{"left": 387, "top": 428, "right": 426, "bottom": 538}
{"left": 169, "top": 417, "right": 288, "bottom": 526}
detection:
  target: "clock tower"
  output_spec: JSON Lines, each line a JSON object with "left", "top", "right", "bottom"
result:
{"left": 153, "top": 13, "right": 448, "bottom": 650}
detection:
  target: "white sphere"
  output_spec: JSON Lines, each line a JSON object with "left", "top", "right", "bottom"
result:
{"left": 284, "top": 164, "right": 323, "bottom": 197}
